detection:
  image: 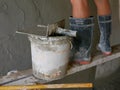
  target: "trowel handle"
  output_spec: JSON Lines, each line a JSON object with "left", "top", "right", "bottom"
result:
{"left": 56, "top": 28, "right": 77, "bottom": 37}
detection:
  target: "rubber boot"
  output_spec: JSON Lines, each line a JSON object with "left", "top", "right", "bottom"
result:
{"left": 98, "top": 15, "right": 112, "bottom": 55}
{"left": 69, "top": 16, "right": 94, "bottom": 65}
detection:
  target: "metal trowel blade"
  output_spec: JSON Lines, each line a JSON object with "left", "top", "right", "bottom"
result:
{"left": 16, "top": 19, "right": 65, "bottom": 37}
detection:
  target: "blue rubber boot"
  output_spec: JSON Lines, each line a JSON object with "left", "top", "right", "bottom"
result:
{"left": 69, "top": 16, "right": 94, "bottom": 64}
{"left": 98, "top": 15, "right": 112, "bottom": 55}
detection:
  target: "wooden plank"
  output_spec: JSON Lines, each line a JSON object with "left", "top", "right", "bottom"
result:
{"left": 67, "top": 45, "right": 120, "bottom": 75}
{"left": 0, "top": 83, "right": 93, "bottom": 90}
{"left": 0, "top": 69, "right": 33, "bottom": 85}
{"left": 2, "top": 76, "right": 45, "bottom": 86}
{"left": 67, "top": 44, "right": 120, "bottom": 75}
{"left": 1, "top": 45, "right": 120, "bottom": 85}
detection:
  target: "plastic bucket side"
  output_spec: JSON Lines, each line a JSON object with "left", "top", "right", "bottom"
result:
{"left": 29, "top": 36, "right": 72, "bottom": 80}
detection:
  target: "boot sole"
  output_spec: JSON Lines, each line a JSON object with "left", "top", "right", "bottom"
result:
{"left": 103, "top": 52, "right": 112, "bottom": 56}
{"left": 75, "top": 60, "right": 91, "bottom": 65}
{"left": 97, "top": 45, "right": 112, "bottom": 56}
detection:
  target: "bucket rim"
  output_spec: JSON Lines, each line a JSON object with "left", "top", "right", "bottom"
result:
{"left": 29, "top": 35, "right": 72, "bottom": 41}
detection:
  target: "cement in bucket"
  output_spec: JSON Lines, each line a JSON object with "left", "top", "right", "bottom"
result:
{"left": 29, "top": 35, "right": 72, "bottom": 81}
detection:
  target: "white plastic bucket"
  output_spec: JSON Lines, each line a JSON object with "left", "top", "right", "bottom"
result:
{"left": 29, "top": 36, "right": 72, "bottom": 80}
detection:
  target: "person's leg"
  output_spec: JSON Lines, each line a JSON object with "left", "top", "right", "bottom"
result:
{"left": 70, "top": 0, "right": 90, "bottom": 18}
{"left": 94, "top": 0, "right": 111, "bottom": 16}
{"left": 94, "top": 0, "right": 112, "bottom": 55}
{"left": 70, "top": 0, "right": 94, "bottom": 64}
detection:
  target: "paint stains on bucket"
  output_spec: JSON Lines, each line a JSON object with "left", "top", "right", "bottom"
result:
{"left": 29, "top": 36, "right": 72, "bottom": 80}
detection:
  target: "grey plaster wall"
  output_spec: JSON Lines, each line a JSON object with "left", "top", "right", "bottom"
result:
{"left": 95, "top": 0, "right": 120, "bottom": 79}
{"left": 0, "top": 0, "right": 71, "bottom": 76}
{"left": 0, "top": 0, "right": 120, "bottom": 81}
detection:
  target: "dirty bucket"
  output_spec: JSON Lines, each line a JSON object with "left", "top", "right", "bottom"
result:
{"left": 28, "top": 35, "right": 72, "bottom": 81}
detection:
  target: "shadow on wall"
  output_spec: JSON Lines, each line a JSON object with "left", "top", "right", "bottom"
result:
{"left": 110, "top": 0, "right": 120, "bottom": 45}
{"left": 119, "top": 0, "right": 120, "bottom": 21}
{"left": 95, "top": 0, "right": 120, "bottom": 80}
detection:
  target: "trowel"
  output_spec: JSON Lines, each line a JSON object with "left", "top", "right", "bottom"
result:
{"left": 16, "top": 20, "right": 77, "bottom": 37}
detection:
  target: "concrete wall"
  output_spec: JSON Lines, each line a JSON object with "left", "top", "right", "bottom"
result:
{"left": 0, "top": 0, "right": 120, "bottom": 80}
{"left": 0, "top": 0, "right": 71, "bottom": 76}
{"left": 111, "top": 0, "right": 120, "bottom": 45}
{"left": 95, "top": 0, "right": 120, "bottom": 79}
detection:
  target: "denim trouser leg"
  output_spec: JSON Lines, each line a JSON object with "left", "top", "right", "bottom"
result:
{"left": 98, "top": 15, "right": 112, "bottom": 53}
{"left": 69, "top": 16, "right": 94, "bottom": 62}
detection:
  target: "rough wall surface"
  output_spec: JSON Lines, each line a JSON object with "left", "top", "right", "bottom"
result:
{"left": 95, "top": 0, "right": 120, "bottom": 79}
{"left": 0, "top": 0, "right": 71, "bottom": 75}
{"left": 0, "top": 0, "right": 120, "bottom": 79}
